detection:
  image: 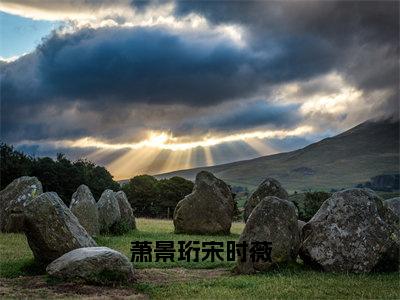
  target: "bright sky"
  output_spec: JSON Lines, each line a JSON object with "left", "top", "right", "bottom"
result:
{"left": 0, "top": 12, "right": 60, "bottom": 59}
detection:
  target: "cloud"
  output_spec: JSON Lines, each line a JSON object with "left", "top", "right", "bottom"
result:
{"left": 1, "top": 23, "right": 336, "bottom": 143}
{"left": 174, "top": 0, "right": 399, "bottom": 116}
{"left": 0, "top": 0, "right": 398, "bottom": 178}
{"left": 177, "top": 101, "right": 302, "bottom": 134}
{"left": 0, "top": 0, "right": 136, "bottom": 21}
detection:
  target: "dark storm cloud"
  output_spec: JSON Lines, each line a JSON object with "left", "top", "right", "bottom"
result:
{"left": 175, "top": 0, "right": 399, "bottom": 112}
{"left": 2, "top": 25, "right": 335, "bottom": 107}
{"left": 175, "top": 1, "right": 398, "bottom": 45}
{"left": 177, "top": 102, "right": 302, "bottom": 133}
{"left": 1, "top": 0, "right": 398, "bottom": 145}
{"left": 1, "top": 24, "right": 335, "bottom": 142}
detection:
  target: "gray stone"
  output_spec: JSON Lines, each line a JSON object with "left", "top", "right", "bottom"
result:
{"left": 385, "top": 197, "right": 400, "bottom": 218}
{"left": 114, "top": 191, "right": 136, "bottom": 231}
{"left": 173, "top": 171, "right": 235, "bottom": 235}
{"left": 300, "top": 188, "right": 399, "bottom": 273}
{"left": 70, "top": 185, "right": 100, "bottom": 237}
{"left": 244, "top": 178, "right": 289, "bottom": 222}
{"left": 46, "top": 247, "right": 134, "bottom": 283}
{"left": 298, "top": 220, "right": 306, "bottom": 241}
{"left": 235, "top": 196, "right": 300, "bottom": 274}
{"left": 0, "top": 176, "right": 43, "bottom": 232}
{"left": 97, "top": 189, "right": 121, "bottom": 233}
{"left": 23, "top": 192, "right": 97, "bottom": 264}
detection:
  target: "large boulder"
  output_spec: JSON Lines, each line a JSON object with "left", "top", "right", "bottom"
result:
{"left": 244, "top": 178, "right": 289, "bottom": 222}
{"left": 23, "top": 192, "right": 97, "bottom": 264}
{"left": 298, "top": 220, "right": 306, "bottom": 241}
{"left": 70, "top": 185, "right": 100, "bottom": 237}
{"left": 114, "top": 191, "right": 136, "bottom": 231}
{"left": 235, "top": 196, "right": 300, "bottom": 274}
{"left": 0, "top": 176, "right": 43, "bottom": 232}
{"left": 47, "top": 247, "right": 134, "bottom": 283}
{"left": 300, "top": 189, "right": 399, "bottom": 273}
{"left": 385, "top": 197, "right": 400, "bottom": 218}
{"left": 173, "top": 171, "right": 235, "bottom": 235}
{"left": 97, "top": 190, "right": 121, "bottom": 233}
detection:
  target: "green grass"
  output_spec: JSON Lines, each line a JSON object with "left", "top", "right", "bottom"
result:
{"left": 96, "top": 218, "right": 245, "bottom": 269}
{"left": 0, "top": 218, "right": 244, "bottom": 277}
{"left": 137, "top": 269, "right": 400, "bottom": 299}
{"left": 0, "top": 233, "right": 41, "bottom": 277}
{"left": 1, "top": 218, "right": 399, "bottom": 299}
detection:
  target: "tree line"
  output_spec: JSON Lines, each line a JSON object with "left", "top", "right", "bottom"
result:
{"left": 122, "top": 175, "right": 194, "bottom": 218}
{"left": 0, "top": 143, "right": 195, "bottom": 218}
{"left": 1, "top": 143, "right": 120, "bottom": 205}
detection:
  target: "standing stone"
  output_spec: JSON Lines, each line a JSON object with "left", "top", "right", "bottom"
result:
{"left": 385, "top": 197, "right": 400, "bottom": 218}
{"left": 300, "top": 189, "right": 399, "bottom": 273}
{"left": 0, "top": 176, "right": 43, "bottom": 232}
{"left": 47, "top": 247, "right": 134, "bottom": 283}
{"left": 23, "top": 192, "right": 97, "bottom": 264}
{"left": 244, "top": 178, "right": 289, "bottom": 222}
{"left": 173, "top": 171, "right": 235, "bottom": 235}
{"left": 97, "top": 189, "right": 121, "bottom": 233}
{"left": 235, "top": 196, "right": 300, "bottom": 274}
{"left": 298, "top": 220, "right": 306, "bottom": 241}
{"left": 114, "top": 191, "right": 136, "bottom": 231}
{"left": 70, "top": 185, "right": 100, "bottom": 237}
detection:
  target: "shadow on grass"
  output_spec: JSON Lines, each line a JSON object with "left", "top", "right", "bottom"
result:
{"left": 0, "top": 258, "right": 46, "bottom": 278}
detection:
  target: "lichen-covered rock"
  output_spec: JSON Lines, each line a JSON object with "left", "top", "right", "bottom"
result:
{"left": 244, "top": 178, "right": 288, "bottom": 222}
{"left": 46, "top": 247, "right": 134, "bottom": 283}
{"left": 114, "top": 191, "right": 136, "bottom": 231}
{"left": 97, "top": 190, "right": 121, "bottom": 233}
{"left": 0, "top": 176, "right": 43, "bottom": 232}
{"left": 235, "top": 196, "right": 300, "bottom": 274}
{"left": 298, "top": 220, "right": 306, "bottom": 241}
{"left": 23, "top": 192, "right": 97, "bottom": 264}
{"left": 173, "top": 171, "right": 235, "bottom": 235}
{"left": 385, "top": 197, "right": 400, "bottom": 218}
{"left": 300, "top": 188, "right": 399, "bottom": 273}
{"left": 70, "top": 185, "right": 100, "bottom": 237}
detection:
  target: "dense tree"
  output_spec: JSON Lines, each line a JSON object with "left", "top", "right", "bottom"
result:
{"left": 301, "top": 191, "right": 331, "bottom": 221}
{"left": 0, "top": 143, "right": 119, "bottom": 205}
{"left": 0, "top": 143, "right": 33, "bottom": 188}
{"left": 156, "top": 176, "right": 194, "bottom": 218}
{"left": 122, "top": 175, "right": 160, "bottom": 217}
{"left": 73, "top": 159, "right": 120, "bottom": 200}
{"left": 123, "top": 175, "right": 194, "bottom": 218}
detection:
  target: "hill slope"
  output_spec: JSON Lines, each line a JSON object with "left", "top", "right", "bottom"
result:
{"left": 156, "top": 119, "right": 399, "bottom": 192}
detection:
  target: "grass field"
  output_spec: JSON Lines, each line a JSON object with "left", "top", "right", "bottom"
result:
{"left": 0, "top": 218, "right": 399, "bottom": 299}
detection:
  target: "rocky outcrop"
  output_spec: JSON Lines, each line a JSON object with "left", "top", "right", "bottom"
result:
{"left": 300, "top": 188, "right": 399, "bottom": 273}
{"left": 0, "top": 176, "right": 42, "bottom": 232}
{"left": 47, "top": 247, "right": 134, "bottom": 283}
{"left": 235, "top": 196, "right": 300, "bottom": 274}
{"left": 114, "top": 191, "right": 136, "bottom": 231}
{"left": 70, "top": 185, "right": 100, "bottom": 237}
{"left": 173, "top": 171, "right": 235, "bottom": 235}
{"left": 97, "top": 190, "right": 120, "bottom": 234}
{"left": 244, "top": 178, "right": 288, "bottom": 222}
{"left": 385, "top": 197, "right": 400, "bottom": 218}
{"left": 23, "top": 192, "right": 97, "bottom": 264}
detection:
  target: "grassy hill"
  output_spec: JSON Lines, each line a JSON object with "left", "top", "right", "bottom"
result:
{"left": 156, "top": 119, "right": 399, "bottom": 192}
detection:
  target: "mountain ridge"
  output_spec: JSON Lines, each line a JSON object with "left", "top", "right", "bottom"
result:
{"left": 152, "top": 118, "right": 399, "bottom": 192}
